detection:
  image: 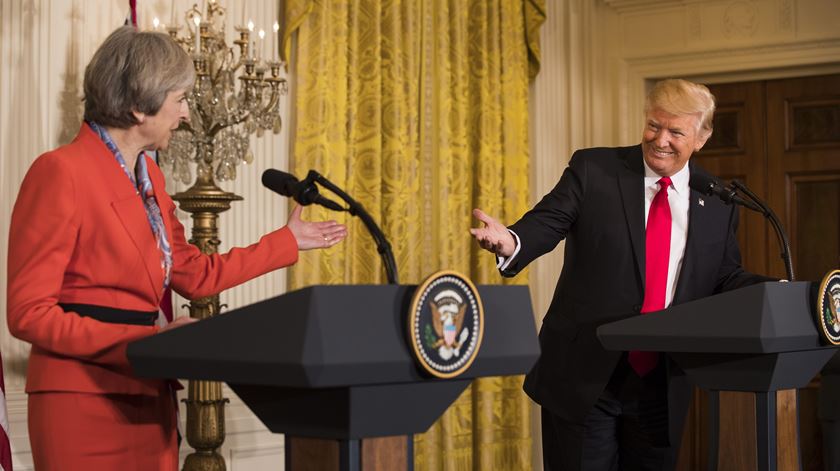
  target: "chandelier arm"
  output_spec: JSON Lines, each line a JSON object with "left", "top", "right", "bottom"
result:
{"left": 260, "top": 91, "right": 280, "bottom": 116}
{"left": 210, "top": 48, "right": 235, "bottom": 84}
{"left": 193, "top": 101, "right": 213, "bottom": 135}
{"left": 176, "top": 121, "right": 196, "bottom": 134}
{"left": 207, "top": 121, "right": 235, "bottom": 138}
{"left": 222, "top": 111, "right": 251, "bottom": 130}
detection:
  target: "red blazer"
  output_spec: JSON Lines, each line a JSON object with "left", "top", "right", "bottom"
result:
{"left": 7, "top": 123, "right": 298, "bottom": 395}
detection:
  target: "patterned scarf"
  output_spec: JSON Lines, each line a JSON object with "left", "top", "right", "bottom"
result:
{"left": 89, "top": 122, "right": 172, "bottom": 292}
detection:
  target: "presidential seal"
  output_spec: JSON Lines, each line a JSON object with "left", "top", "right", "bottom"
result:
{"left": 408, "top": 271, "right": 484, "bottom": 379}
{"left": 817, "top": 269, "right": 840, "bottom": 345}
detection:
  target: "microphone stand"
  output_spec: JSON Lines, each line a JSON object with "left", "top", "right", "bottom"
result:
{"left": 305, "top": 170, "right": 400, "bottom": 285}
{"left": 729, "top": 180, "right": 795, "bottom": 281}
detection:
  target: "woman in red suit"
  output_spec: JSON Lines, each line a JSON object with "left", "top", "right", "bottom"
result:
{"left": 6, "top": 26, "right": 346, "bottom": 470}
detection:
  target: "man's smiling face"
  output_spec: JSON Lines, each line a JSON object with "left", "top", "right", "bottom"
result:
{"left": 641, "top": 108, "right": 710, "bottom": 177}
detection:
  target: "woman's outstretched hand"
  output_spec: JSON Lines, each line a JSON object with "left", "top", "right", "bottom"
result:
{"left": 286, "top": 205, "right": 348, "bottom": 250}
{"left": 159, "top": 316, "right": 197, "bottom": 332}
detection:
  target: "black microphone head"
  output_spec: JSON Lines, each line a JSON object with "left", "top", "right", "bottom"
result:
{"left": 295, "top": 181, "right": 321, "bottom": 205}
{"left": 262, "top": 169, "right": 300, "bottom": 197}
{"left": 689, "top": 171, "right": 720, "bottom": 196}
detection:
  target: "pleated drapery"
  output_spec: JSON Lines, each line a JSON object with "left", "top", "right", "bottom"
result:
{"left": 284, "top": 0, "right": 545, "bottom": 468}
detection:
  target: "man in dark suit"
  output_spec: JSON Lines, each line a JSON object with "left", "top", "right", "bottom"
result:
{"left": 470, "top": 79, "right": 773, "bottom": 470}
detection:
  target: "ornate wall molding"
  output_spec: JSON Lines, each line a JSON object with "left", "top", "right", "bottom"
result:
{"left": 779, "top": 0, "right": 794, "bottom": 31}
{"left": 602, "top": 0, "right": 689, "bottom": 14}
{"left": 542, "top": 1, "right": 840, "bottom": 148}
{"left": 723, "top": 1, "right": 759, "bottom": 39}
{"left": 619, "top": 38, "right": 840, "bottom": 144}
{"left": 625, "top": 37, "right": 840, "bottom": 64}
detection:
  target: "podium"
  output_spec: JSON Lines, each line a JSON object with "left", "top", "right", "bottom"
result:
{"left": 127, "top": 284, "right": 539, "bottom": 471}
{"left": 597, "top": 281, "right": 836, "bottom": 471}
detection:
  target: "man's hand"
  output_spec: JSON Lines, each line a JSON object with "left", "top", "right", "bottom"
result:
{"left": 469, "top": 208, "right": 515, "bottom": 257}
{"left": 286, "top": 205, "right": 348, "bottom": 251}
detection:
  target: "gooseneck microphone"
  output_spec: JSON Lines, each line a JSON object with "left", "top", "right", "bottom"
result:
{"left": 261, "top": 168, "right": 399, "bottom": 284}
{"left": 689, "top": 171, "right": 794, "bottom": 281}
{"left": 688, "top": 172, "right": 761, "bottom": 212}
{"left": 261, "top": 169, "right": 344, "bottom": 211}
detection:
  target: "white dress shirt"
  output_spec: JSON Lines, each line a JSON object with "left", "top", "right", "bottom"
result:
{"left": 499, "top": 160, "right": 692, "bottom": 309}
{"left": 643, "top": 160, "right": 690, "bottom": 308}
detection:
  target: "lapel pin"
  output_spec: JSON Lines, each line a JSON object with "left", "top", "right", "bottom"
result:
{"left": 699, "top": 197, "right": 705, "bottom": 207}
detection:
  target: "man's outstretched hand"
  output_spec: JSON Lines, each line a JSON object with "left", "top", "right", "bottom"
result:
{"left": 469, "top": 208, "right": 515, "bottom": 257}
{"left": 286, "top": 205, "right": 348, "bottom": 250}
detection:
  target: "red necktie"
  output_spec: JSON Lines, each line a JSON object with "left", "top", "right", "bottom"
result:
{"left": 629, "top": 176, "right": 672, "bottom": 377}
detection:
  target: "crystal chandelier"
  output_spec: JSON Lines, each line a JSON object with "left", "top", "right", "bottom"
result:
{"left": 159, "top": 0, "right": 287, "bottom": 185}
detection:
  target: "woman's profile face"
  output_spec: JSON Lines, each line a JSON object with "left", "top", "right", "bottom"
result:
{"left": 139, "top": 88, "right": 190, "bottom": 151}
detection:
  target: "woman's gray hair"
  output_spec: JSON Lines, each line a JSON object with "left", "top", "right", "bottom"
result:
{"left": 83, "top": 26, "right": 195, "bottom": 128}
{"left": 645, "top": 79, "right": 716, "bottom": 135}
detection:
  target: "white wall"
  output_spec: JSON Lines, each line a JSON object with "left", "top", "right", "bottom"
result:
{"left": 0, "top": 1, "right": 290, "bottom": 469}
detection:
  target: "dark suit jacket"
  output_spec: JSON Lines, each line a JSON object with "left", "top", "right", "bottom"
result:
{"left": 503, "top": 145, "right": 772, "bottom": 437}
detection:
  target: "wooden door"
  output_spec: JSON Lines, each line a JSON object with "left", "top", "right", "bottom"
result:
{"left": 691, "top": 80, "right": 769, "bottom": 275}
{"left": 675, "top": 73, "right": 840, "bottom": 470}
{"left": 766, "top": 75, "right": 840, "bottom": 286}
{"left": 766, "top": 74, "right": 840, "bottom": 471}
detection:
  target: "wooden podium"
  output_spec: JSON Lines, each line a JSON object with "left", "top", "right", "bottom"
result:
{"left": 127, "top": 284, "right": 540, "bottom": 471}
{"left": 598, "top": 281, "right": 836, "bottom": 471}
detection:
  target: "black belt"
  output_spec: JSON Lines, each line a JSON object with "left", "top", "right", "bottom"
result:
{"left": 60, "top": 303, "right": 158, "bottom": 326}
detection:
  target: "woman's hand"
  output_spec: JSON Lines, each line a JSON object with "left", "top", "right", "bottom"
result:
{"left": 286, "top": 205, "right": 348, "bottom": 250}
{"left": 159, "top": 316, "right": 198, "bottom": 332}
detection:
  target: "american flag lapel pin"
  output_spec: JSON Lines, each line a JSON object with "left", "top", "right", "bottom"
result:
{"left": 699, "top": 197, "right": 705, "bottom": 207}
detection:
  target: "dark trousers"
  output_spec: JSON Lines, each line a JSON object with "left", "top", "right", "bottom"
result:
{"left": 542, "top": 355, "right": 677, "bottom": 471}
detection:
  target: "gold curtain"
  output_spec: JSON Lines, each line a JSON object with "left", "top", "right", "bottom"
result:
{"left": 283, "top": 0, "right": 545, "bottom": 469}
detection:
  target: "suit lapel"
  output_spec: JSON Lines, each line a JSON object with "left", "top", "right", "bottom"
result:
{"left": 617, "top": 146, "right": 646, "bottom": 282}
{"left": 81, "top": 127, "right": 165, "bottom": 301}
{"left": 112, "top": 196, "right": 164, "bottom": 300}
{"left": 673, "top": 162, "right": 705, "bottom": 303}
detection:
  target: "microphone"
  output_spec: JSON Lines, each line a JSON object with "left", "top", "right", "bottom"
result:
{"left": 263, "top": 168, "right": 400, "bottom": 284}
{"left": 303, "top": 169, "right": 400, "bottom": 284}
{"left": 690, "top": 170, "right": 795, "bottom": 280}
{"left": 689, "top": 172, "right": 761, "bottom": 212}
{"left": 261, "top": 169, "right": 344, "bottom": 211}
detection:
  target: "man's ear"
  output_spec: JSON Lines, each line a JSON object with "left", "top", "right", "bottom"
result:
{"left": 132, "top": 110, "right": 146, "bottom": 124}
{"left": 695, "top": 129, "right": 712, "bottom": 152}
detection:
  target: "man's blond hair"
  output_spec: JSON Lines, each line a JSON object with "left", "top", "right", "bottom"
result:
{"left": 645, "top": 79, "right": 716, "bottom": 135}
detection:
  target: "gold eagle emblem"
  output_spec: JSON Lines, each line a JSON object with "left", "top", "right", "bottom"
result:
{"left": 430, "top": 302, "right": 466, "bottom": 349}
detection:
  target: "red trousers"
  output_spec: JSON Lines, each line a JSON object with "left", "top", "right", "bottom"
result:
{"left": 28, "top": 390, "right": 178, "bottom": 471}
